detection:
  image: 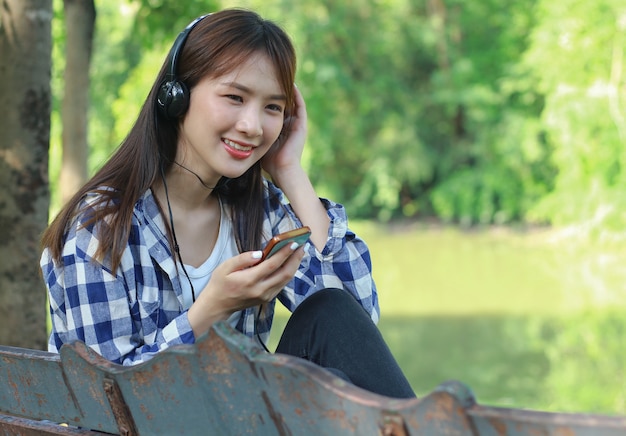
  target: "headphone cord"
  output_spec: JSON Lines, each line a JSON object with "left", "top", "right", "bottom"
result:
{"left": 256, "top": 304, "right": 271, "bottom": 353}
{"left": 172, "top": 160, "right": 217, "bottom": 190}
{"left": 160, "top": 164, "right": 197, "bottom": 303}
{"left": 159, "top": 163, "right": 271, "bottom": 353}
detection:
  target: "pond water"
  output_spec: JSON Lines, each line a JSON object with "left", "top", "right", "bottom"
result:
{"left": 270, "top": 222, "right": 626, "bottom": 415}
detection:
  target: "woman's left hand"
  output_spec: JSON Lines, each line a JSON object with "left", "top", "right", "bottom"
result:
{"left": 261, "top": 84, "right": 331, "bottom": 251}
{"left": 262, "top": 84, "right": 308, "bottom": 179}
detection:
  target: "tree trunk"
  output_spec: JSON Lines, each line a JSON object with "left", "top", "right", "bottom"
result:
{"left": 60, "top": 0, "right": 95, "bottom": 204}
{"left": 0, "top": 0, "right": 52, "bottom": 349}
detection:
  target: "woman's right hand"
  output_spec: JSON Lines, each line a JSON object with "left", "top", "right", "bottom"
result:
{"left": 186, "top": 242, "right": 304, "bottom": 338}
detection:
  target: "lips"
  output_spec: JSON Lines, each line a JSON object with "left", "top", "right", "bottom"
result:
{"left": 223, "top": 138, "right": 254, "bottom": 159}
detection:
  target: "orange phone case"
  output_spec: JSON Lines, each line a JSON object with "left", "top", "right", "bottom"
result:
{"left": 261, "top": 226, "right": 311, "bottom": 261}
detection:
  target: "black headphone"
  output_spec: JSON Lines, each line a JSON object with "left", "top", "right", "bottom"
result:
{"left": 156, "top": 14, "right": 210, "bottom": 119}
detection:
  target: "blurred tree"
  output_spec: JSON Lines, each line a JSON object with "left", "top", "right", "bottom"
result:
{"left": 283, "top": 0, "right": 438, "bottom": 220}
{"left": 426, "top": 0, "right": 548, "bottom": 225}
{"left": 85, "top": 0, "right": 220, "bottom": 166}
{"left": 0, "top": 0, "right": 52, "bottom": 349}
{"left": 281, "top": 0, "right": 544, "bottom": 222}
{"left": 50, "top": 0, "right": 624, "bottom": 232}
{"left": 131, "top": 0, "right": 221, "bottom": 49}
{"left": 60, "top": 0, "right": 95, "bottom": 204}
{"left": 526, "top": 0, "right": 626, "bottom": 239}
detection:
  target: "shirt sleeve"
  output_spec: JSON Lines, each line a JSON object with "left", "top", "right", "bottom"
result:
{"left": 41, "top": 209, "right": 195, "bottom": 366}
{"left": 262, "top": 180, "right": 380, "bottom": 323}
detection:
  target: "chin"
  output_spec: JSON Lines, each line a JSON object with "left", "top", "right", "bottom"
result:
{"left": 221, "top": 167, "right": 253, "bottom": 180}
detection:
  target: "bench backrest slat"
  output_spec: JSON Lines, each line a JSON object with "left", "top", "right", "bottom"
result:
{"left": 1, "top": 322, "right": 625, "bottom": 435}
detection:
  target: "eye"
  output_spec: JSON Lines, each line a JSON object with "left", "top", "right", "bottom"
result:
{"left": 267, "top": 103, "right": 284, "bottom": 113}
{"left": 226, "top": 94, "right": 243, "bottom": 103}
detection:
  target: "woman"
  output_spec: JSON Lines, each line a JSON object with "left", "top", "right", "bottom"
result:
{"left": 41, "top": 8, "right": 415, "bottom": 399}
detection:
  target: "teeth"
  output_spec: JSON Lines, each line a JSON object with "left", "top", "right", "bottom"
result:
{"left": 224, "top": 139, "right": 251, "bottom": 152}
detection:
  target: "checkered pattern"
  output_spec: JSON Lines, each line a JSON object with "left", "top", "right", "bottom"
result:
{"left": 41, "top": 180, "right": 379, "bottom": 366}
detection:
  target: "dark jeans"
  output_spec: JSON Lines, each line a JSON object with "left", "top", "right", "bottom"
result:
{"left": 275, "top": 288, "right": 416, "bottom": 399}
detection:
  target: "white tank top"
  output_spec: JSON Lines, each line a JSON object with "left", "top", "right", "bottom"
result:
{"left": 179, "top": 200, "right": 241, "bottom": 328}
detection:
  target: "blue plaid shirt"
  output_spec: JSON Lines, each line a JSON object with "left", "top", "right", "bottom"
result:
{"left": 41, "top": 180, "right": 379, "bottom": 366}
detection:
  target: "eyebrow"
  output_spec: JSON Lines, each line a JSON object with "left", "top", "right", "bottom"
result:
{"left": 221, "top": 81, "right": 287, "bottom": 101}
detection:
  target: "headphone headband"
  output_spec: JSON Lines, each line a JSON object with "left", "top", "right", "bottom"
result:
{"left": 157, "top": 14, "right": 211, "bottom": 119}
{"left": 165, "top": 14, "right": 210, "bottom": 81}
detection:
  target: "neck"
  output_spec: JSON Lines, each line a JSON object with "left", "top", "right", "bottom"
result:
{"left": 154, "top": 164, "right": 217, "bottom": 211}
{"left": 173, "top": 161, "right": 217, "bottom": 190}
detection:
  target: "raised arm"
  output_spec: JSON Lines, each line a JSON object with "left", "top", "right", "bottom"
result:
{"left": 261, "top": 85, "right": 330, "bottom": 251}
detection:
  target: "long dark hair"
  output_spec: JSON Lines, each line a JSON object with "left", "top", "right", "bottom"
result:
{"left": 42, "top": 9, "right": 297, "bottom": 271}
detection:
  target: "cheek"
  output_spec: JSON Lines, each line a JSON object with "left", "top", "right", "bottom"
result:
{"left": 266, "top": 117, "right": 285, "bottom": 142}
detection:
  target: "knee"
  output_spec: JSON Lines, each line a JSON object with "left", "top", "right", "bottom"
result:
{"left": 295, "top": 288, "right": 366, "bottom": 321}
{"left": 302, "top": 288, "right": 354, "bottom": 308}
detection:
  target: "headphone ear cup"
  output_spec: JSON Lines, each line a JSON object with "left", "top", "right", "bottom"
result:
{"left": 157, "top": 80, "right": 190, "bottom": 119}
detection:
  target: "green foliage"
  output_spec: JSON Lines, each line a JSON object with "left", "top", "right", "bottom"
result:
{"left": 273, "top": 0, "right": 546, "bottom": 223}
{"left": 49, "top": 0, "right": 65, "bottom": 215}
{"left": 88, "top": 1, "right": 143, "bottom": 171}
{"left": 525, "top": 0, "right": 626, "bottom": 235}
{"left": 49, "top": 0, "right": 626, "bottom": 234}
{"left": 130, "top": 0, "right": 221, "bottom": 49}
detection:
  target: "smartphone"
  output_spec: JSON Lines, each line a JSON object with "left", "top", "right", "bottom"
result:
{"left": 261, "top": 226, "right": 311, "bottom": 261}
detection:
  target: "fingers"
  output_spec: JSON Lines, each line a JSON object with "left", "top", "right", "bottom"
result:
{"left": 257, "top": 246, "right": 304, "bottom": 302}
{"left": 202, "top": 243, "right": 303, "bottom": 312}
{"left": 254, "top": 241, "right": 303, "bottom": 276}
{"left": 189, "top": 243, "right": 304, "bottom": 338}
{"left": 293, "top": 84, "right": 307, "bottom": 116}
{"left": 248, "top": 242, "right": 303, "bottom": 298}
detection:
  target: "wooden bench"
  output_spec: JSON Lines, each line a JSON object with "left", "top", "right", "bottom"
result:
{"left": 1, "top": 321, "right": 625, "bottom": 435}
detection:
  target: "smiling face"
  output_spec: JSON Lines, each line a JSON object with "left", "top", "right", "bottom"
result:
{"left": 175, "top": 52, "right": 286, "bottom": 185}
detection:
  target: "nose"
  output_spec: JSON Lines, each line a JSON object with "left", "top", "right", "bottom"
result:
{"left": 236, "top": 106, "right": 263, "bottom": 138}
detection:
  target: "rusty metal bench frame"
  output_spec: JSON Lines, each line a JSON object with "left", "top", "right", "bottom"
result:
{"left": 1, "top": 321, "right": 625, "bottom": 435}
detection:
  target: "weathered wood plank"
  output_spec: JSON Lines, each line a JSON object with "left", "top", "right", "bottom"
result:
{"left": 0, "top": 346, "right": 81, "bottom": 424}
{"left": 0, "top": 413, "right": 101, "bottom": 436}
{"left": 1, "top": 321, "right": 625, "bottom": 435}
{"left": 468, "top": 405, "right": 626, "bottom": 436}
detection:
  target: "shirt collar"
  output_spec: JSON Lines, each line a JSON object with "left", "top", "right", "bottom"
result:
{"left": 136, "top": 189, "right": 184, "bottom": 298}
